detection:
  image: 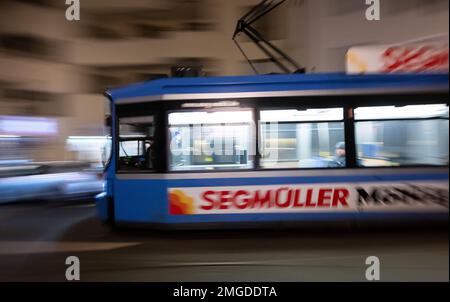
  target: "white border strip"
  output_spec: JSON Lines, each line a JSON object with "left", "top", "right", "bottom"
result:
{"left": 116, "top": 167, "right": 449, "bottom": 180}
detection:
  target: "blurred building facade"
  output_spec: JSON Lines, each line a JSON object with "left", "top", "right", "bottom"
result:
{"left": 289, "top": 0, "right": 449, "bottom": 72}
{"left": 0, "top": 0, "right": 448, "bottom": 163}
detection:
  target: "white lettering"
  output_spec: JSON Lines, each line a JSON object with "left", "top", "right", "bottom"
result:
{"left": 65, "top": 256, "right": 80, "bottom": 281}
{"left": 65, "top": 0, "right": 80, "bottom": 21}
{"left": 365, "top": 0, "right": 381, "bottom": 21}
{"left": 365, "top": 256, "right": 381, "bottom": 280}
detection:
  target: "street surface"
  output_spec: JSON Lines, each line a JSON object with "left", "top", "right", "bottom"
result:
{"left": 0, "top": 201, "right": 448, "bottom": 281}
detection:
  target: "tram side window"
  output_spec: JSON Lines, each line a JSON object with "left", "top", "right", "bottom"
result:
{"left": 259, "top": 108, "right": 345, "bottom": 169}
{"left": 118, "top": 115, "right": 155, "bottom": 171}
{"left": 168, "top": 110, "right": 254, "bottom": 171}
{"left": 354, "top": 104, "right": 449, "bottom": 167}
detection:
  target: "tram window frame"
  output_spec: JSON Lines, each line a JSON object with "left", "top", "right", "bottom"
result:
{"left": 102, "top": 94, "right": 113, "bottom": 172}
{"left": 166, "top": 108, "right": 256, "bottom": 172}
{"left": 257, "top": 107, "right": 347, "bottom": 170}
{"left": 115, "top": 101, "right": 166, "bottom": 174}
{"left": 353, "top": 103, "right": 449, "bottom": 168}
{"left": 116, "top": 115, "right": 156, "bottom": 172}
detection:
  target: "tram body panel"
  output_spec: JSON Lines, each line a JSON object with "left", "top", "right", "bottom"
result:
{"left": 107, "top": 169, "right": 448, "bottom": 226}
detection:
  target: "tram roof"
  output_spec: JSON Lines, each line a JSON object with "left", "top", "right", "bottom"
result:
{"left": 106, "top": 72, "right": 449, "bottom": 102}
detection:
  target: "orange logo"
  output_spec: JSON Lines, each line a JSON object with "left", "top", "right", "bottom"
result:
{"left": 169, "top": 190, "right": 195, "bottom": 215}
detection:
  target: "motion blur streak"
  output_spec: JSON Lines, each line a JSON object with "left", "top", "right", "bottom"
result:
{"left": 0, "top": 241, "right": 141, "bottom": 255}
{"left": 0, "top": 202, "right": 447, "bottom": 281}
{"left": 0, "top": 0, "right": 448, "bottom": 204}
{"left": 0, "top": 0, "right": 448, "bottom": 282}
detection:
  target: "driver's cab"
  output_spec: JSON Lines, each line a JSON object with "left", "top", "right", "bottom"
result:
{"left": 118, "top": 115, "right": 155, "bottom": 171}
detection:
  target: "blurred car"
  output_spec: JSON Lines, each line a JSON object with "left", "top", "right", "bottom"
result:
{"left": 0, "top": 161, "right": 104, "bottom": 204}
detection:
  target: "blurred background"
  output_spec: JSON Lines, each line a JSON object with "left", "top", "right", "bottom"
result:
{"left": 0, "top": 0, "right": 448, "bottom": 169}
